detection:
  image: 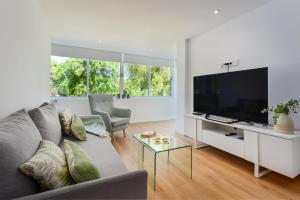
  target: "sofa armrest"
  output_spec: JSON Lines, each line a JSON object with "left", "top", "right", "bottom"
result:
{"left": 92, "top": 111, "right": 112, "bottom": 131}
{"left": 112, "top": 107, "right": 132, "bottom": 118}
{"left": 19, "top": 170, "right": 148, "bottom": 200}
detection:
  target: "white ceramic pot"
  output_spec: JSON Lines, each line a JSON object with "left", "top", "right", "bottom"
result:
{"left": 274, "top": 113, "right": 294, "bottom": 134}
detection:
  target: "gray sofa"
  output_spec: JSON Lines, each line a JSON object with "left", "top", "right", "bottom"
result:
{"left": 0, "top": 106, "right": 147, "bottom": 200}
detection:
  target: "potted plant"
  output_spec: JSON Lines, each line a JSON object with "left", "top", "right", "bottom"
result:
{"left": 122, "top": 90, "right": 127, "bottom": 99}
{"left": 261, "top": 99, "right": 299, "bottom": 134}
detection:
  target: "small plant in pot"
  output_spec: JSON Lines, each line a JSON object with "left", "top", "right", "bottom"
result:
{"left": 261, "top": 99, "right": 299, "bottom": 134}
{"left": 122, "top": 90, "right": 127, "bottom": 99}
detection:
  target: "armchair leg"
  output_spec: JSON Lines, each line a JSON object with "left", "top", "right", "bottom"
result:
{"left": 110, "top": 132, "right": 115, "bottom": 142}
{"left": 123, "top": 129, "right": 126, "bottom": 138}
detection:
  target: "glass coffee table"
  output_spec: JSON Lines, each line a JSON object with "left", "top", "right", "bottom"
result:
{"left": 133, "top": 133, "right": 192, "bottom": 191}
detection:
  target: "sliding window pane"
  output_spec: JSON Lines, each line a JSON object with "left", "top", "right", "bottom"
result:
{"left": 50, "top": 56, "right": 87, "bottom": 97}
{"left": 151, "top": 66, "right": 172, "bottom": 96}
{"left": 89, "top": 60, "right": 120, "bottom": 96}
{"left": 124, "top": 64, "right": 148, "bottom": 96}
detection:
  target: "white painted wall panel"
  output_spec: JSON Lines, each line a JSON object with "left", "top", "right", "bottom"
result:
{"left": 54, "top": 97, "right": 176, "bottom": 123}
{"left": 0, "top": 0, "right": 50, "bottom": 119}
{"left": 187, "top": 0, "right": 300, "bottom": 128}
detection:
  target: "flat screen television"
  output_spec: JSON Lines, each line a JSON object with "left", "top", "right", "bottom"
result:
{"left": 193, "top": 67, "right": 268, "bottom": 124}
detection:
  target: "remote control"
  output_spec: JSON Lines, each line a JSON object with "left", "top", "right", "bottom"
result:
{"left": 225, "top": 132, "right": 237, "bottom": 136}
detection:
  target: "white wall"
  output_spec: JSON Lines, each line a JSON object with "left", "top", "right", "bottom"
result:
{"left": 0, "top": 0, "right": 50, "bottom": 118}
{"left": 175, "top": 40, "right": 188, "bottom": 133}
{"left": 187, "top": 0, "right": 300, "bottom": 128}
{"left": 54, "top": 97, "right": 176, "bottom": 123}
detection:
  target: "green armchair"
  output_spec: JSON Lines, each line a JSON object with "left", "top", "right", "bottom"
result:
{"left": 88, "top": 94, "right": 131, "bottom": 141}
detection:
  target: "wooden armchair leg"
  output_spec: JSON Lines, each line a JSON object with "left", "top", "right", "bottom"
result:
{"left": 123, "top": 129, "right": 126, "bottom": 138}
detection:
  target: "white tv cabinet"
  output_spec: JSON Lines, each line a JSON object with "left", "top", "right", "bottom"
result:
{"left": 184, "top": 114, "right": 300, "bottom": 178}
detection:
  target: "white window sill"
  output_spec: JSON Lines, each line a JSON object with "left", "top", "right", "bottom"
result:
{"left": 51, "top": 96, "right": 174, "bottom": 102}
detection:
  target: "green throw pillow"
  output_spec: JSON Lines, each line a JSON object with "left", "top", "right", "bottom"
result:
{"left": 59, "top": 110, "right": 87, "bottom": 141}
{"left": 20, "top": 140, "right": 73, "bottom": 190}
{"left": 59, "top": 109, "right": 73, "bottom": 136}
{"left": 71, "top": 114, "right": 87, "bottom": 141}
{"left": 64, "top": 140, "right": 100, "bottom": 183}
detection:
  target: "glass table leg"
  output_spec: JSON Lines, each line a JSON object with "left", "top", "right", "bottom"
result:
{"left": 137, "top": 143, "right": 144, "bottom": 169}
{"left": 154, "top": 152, "right": 157, "bottom": 191}
{"left": 142, "top": 146, "right": 144, "bottom": 168}
{"left": 190, "top": 146, "right": 193, "bottom": 179}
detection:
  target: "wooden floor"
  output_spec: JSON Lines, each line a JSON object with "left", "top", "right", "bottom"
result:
{"left": 112, "top": 120, "right": 300, "bottom": 200}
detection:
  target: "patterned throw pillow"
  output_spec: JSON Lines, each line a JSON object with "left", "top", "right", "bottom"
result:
{"left": 59, "top": 109, "right": 73, "bottom": 136}
{"left": 19, "top": 140, "right": 73, "bottom": 190}
{"left": 71, "top": 114, "right": 87, "bottom": 141}
{"left": 64, "top": 140, "right": 100, "bottom": 183}
{"left": 59, "top": 110, "right": 87, "bottom": 141}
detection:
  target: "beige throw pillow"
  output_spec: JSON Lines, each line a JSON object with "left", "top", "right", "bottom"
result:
{"left": 59, "top": 110, "right": 87, "bottom": 141}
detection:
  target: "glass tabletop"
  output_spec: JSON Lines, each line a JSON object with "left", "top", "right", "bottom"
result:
{"left": 133, "top": 133, "right": 191, "bottom": 153}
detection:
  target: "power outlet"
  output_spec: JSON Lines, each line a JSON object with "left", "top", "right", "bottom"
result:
{"left": 231, "top": 60, "right": 240, "bottom": 67}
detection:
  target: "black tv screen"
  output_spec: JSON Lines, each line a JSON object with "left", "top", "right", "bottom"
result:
{"left": 193, "top": 67, "right": 268, "bottom": 124}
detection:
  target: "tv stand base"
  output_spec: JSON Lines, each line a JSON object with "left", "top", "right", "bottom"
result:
{"left": 254, "top": 164, "right": 272, "bottom": 178}
{"left": 184, "top": 114, "right": 300, "bottom": 179}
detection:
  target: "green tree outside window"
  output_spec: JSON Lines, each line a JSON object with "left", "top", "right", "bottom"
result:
{"left": 50, "top": 57, "right": 87, "bottom": 97}
{"left": 89, "top": 60, "right": 120, "bottom": 96}
{"left": 151, "top": 66, "right": 172, "bottom": 96}
{"left": 50, "top": 56, "right": 173, "bottom": 97}
{"left": 124, "top": 64, "right": 148, "bottom": 96}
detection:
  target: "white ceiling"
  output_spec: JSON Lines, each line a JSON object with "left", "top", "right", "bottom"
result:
{"left": 39, "top": 0, "right": 272, "bottom": 58}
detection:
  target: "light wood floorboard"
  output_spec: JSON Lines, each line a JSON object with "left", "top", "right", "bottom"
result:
{"left": 112, "top": 120, "right": 300, "bottom": 200}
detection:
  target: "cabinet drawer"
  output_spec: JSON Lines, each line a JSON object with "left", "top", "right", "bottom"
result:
{"left": 203, "top": 130, "right": 244, "bottom": 158}
{"left": 259, "top": 134, "right": 294, "bottom": 177}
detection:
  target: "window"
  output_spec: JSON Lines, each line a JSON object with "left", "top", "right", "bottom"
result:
{"left": 50, "top": 56, "right": 87, "bottom": 97}
{"left": 124, "top": 64, "right": 149, "bottom": 97}
{"left": 151, "top": 66, "right": 172, "bottom": 96}
{"left": 89, "top": 60, "right": 120, "bottom": 96}
{"left": 50, "top": 56, "right": 173, "bottom": 97}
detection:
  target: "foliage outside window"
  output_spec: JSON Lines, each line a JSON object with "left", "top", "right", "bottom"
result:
{"left": 50, "top": 56, "right": 173, "bottom": 97}
{"left": 124, "top": 64, "right": 148, "bottom": 97}
{"left": 89, "top": 60, "right": 120, "bottom": 96}
{"left": 50, "top": 56, "right": 87, "bottom": 97}
{"left": 151, "top": 66, "right": 172, "bottom": 96}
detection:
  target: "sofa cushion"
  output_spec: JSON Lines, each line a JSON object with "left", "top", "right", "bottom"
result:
{"left": 28, "top": 103, "right": 62, "bottom": 145}
{"left": 20, "top": 140, "right": 73, "bottom": 190}
{"left": 0, "top": 109, "right": 42, "bottom": 199}
{"left": 111, "top": 117, "right": 130, "bottom": 127}
{"left": 70, "top": 114, "right": 87, "bottom": 141}
{"left": 61, "top": 134, "right": 128, "bottom": 178}
{"left": 64, "top": 140, "right": 100, "bottom": 183}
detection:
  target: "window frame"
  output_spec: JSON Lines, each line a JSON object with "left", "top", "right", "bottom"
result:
{"left": 50, "top": 55, "right": 173, "bottom": 99}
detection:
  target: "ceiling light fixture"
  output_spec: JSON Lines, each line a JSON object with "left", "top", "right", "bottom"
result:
{"left": 98, "top": 40, "right": 102, "bottom": 44}
{"left": 214, "top": 10, "right": 220, "bottom": 14}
